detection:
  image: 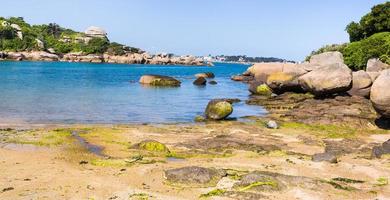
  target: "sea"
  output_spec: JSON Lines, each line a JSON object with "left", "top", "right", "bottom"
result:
{"left": 0, "top": 61, "right": 266, "bottom": 124}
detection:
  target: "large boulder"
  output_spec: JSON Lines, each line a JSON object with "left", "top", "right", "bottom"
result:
{"left": 372, "top": 139, "right": 390, "bottom": 158}
{"left": 296, "top": 62, "right": 321, "bottom": 72}
{"left": 61, "top": 53, "right": 104, "bottom": 63}
{"left": 205, "top": 99, "right": 233, "bottom": 120}
{"left": 195, "top": 72, "right": 215, "bottom": 79}
{"left": 247, "top": 62, "right": 286, "bottom": 82}
{"left": 266, "top": 64, "right": 307, "bottom": 94}
{"left": 6, "top": 52, "right": 24, "bottom": 61}
{"left": 367, "top": 72, "right": 381, "bottom": 82}
{"left": 298, "top": 63, "right": 352, "bottom": 96}
{"left": 164, "top": 166, "right": 226, "bottom": 186}
{"left": 139, "top": 75, "right": 181, "bottom": 87}
{"left": 193, "top": 77, "right": 207, "bottom": 86}
{"left": 366, "top": 58, "right": 390, "bottom": 72}
{"left": 249, "top": 82, "right": 273, "bottom": 96}
{"left": 23, "top": 51, "right": 59, "bottom": 61}
{"left": 309, "top": 51, "right": 344, "bottom": 67}
{"left": 370, "top": 69, "right": 390, "bottom": 117}
{"left": 79, "top": 54, "right": 104, "bottom": 63}
{"left": 10, "top": 24, "right": 23, "bottom": 39}
{"left": 347, "top": 70, "right": 372, "bottom": 98}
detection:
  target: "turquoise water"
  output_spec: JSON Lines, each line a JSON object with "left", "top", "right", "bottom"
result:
{"left": 0, "top": 61, "right": 266, "bottom": 124}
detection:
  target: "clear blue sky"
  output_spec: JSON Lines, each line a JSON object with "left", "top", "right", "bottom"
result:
{"left": 0, "top": 0, "right": 386, "bottom": 61}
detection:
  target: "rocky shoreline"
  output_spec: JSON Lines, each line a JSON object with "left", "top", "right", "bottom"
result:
{"left": 0, "top": 52, "right": 389, "bottom": 200}
{"left": 232, "top": 52, "right": 390, "bottom": 120}
{"left": 0, "top": 51, "right": 208, "bottom": 66}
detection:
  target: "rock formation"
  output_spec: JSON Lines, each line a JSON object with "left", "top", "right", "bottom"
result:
{"left": 193, "top": 77, "right": 207, "bottom": 86}
{"left": 85, "top": 26, "right": 107, "bottom": 38}
{"left": 205, "top": 99, "right": 233, "bottom": 120}
{"left": 195, "top": 72, "right": 215, "bottom": 79}
{"left": 298, "top": 63, "right": 352, "bottom": 96}
{"left": 139, "top": 75, "right": 181, "bottom": 87}
{"left": 347, "top": 70, "right": 372, "bottom": 98}
{"left": 366, "top": 58, "right": 390, "bottom": 72}
{"left": 370, "top": 69, "right": 390, "bottom": 118}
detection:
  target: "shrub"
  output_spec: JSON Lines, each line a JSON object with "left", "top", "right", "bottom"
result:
{"left": 343, "top": 32, "right": 390, "bottom": 70}
{"left": 81, "top": 37, "right": 109, "bottom": 54}
{"left": 106, "top": 42, "right": 125, "bottom": 56}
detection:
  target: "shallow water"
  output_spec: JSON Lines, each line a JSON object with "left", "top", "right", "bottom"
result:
{"left": 0, "top": 61, "right": 266, "bottom": 124}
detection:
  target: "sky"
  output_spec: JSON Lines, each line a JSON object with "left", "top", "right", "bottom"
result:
{"left": 0, "top": 0, "right": 386, "bottom": 61}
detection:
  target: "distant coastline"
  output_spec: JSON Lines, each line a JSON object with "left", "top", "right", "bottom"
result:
{"left": 0, "top": 50, "right": 210, "bottom": 66}
{"left": 0, "top": 17, "right": 289, "bottom": 66}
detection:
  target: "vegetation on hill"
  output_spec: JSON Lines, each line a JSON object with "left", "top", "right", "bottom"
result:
{"left": 0, "top": 17, "right": 141, "bottom": 55}
{"left": 346, "top": 2, "right": 390, "bottom": 42}
{"left": 308, "top": 2, "right": 390, "bottom": 70}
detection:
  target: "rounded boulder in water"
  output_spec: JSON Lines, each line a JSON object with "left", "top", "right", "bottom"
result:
{"left": 205, "top": 99, "right": 233, "bottom": 120}
{"left": 195, "top": 72, "right": 215, "bottom": 79}
{"left": 193, "top": 77, "right": 207, "bottom": 86}
{"left": 139, "top": 74, "right": 181, "bottom": 87}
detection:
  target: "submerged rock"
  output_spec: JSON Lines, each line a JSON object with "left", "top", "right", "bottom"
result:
{"left": 193, "top": 77, "right": 207, "bottom": 86}
{"left": 194, "top": 115, "right": 206, "bottom": 122}
{"left": 208, "top": 80, "right": 218, "bottom": 85}
{"left": 139, "top": 75, "right": 181, "bottom": 87}
{"left": 231, "top": 75, "right": 254, "bottom": 82}
{"left": 205, "top": 99, "right": 233, "bottom": 120}
{"left": 370, "top": 69, "right": 390, "bottom": 118}
{"left": 298, "top": 63, "right": 352, "bottom": 96}
{"left": 164, "top": 166, "right": 226, "bottom": 186}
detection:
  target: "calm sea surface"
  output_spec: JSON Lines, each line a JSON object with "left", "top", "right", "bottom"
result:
{"left": 0, "top": 61, "right": 266, "bottom": 124}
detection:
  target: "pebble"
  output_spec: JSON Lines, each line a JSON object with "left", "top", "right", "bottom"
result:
{"left": 267, "top": 120, "right": 279, "bottom": 129}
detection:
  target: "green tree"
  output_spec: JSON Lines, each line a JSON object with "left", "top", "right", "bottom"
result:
{"left": 47, "top": 23, "right": 62, "bottom": 38}
{"left": 106, "top": 42, "right": 125, "bottom": 55}
{"left": 0, "top": 25, "right": 16, "bottom": 39}
{"left": 346, "top": 2, "right": 390, "bottom": 42}
{"left": 346, "top": 22, "right": 364, "bottom": 42}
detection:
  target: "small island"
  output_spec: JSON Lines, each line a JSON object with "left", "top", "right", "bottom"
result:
{"left": 0, "top": 17, "right": 208, "bottom": 65}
